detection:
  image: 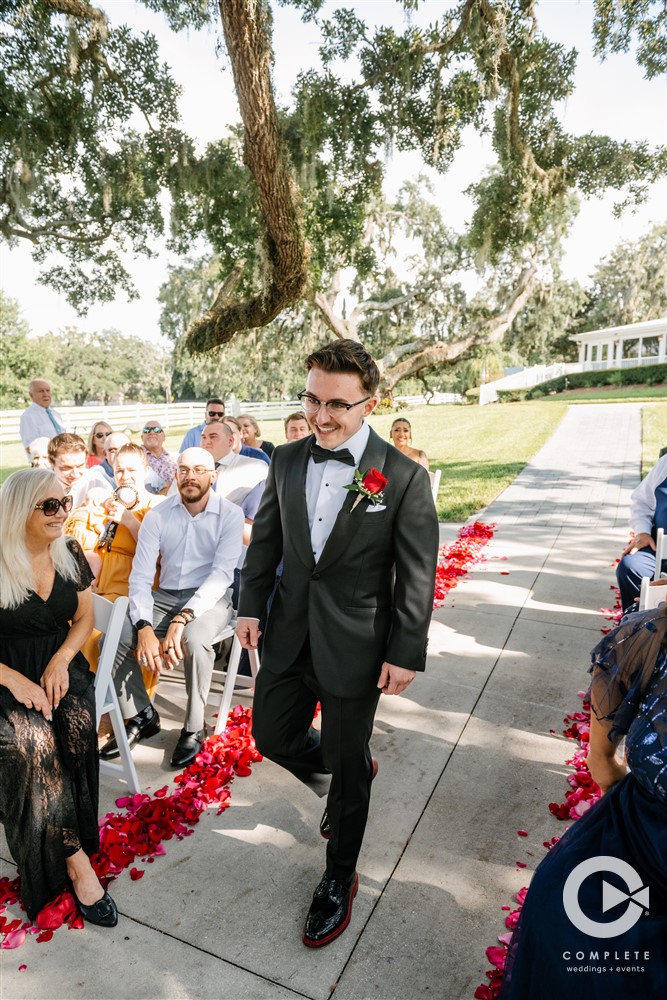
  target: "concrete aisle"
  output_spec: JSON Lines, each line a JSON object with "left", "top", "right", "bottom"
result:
{"left": 1, "top": 404, "right": 643, "bottom": 1000}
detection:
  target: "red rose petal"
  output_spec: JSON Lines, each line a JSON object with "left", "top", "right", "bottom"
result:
{"left": 517, "top": 830, "right": 528, "bottom": 837}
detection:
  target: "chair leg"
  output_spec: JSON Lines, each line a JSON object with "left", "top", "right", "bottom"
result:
{"left": 214, "top": 636, "right": 243, "bottom": 736}
{"left": 99, "top": 684, "right": 141, "bottom": 794}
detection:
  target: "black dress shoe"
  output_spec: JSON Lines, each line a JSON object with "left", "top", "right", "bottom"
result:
{"left": 320, "top": 758, "right": 378, "bottom": 840}
{"left": 99, "top": 707, "right": 161, "bottom": 760}
{"left": 170, "top": 726, "right": 207, "bottom": 769}
{"left": 302, "top": 872, "right": 358, "bottom": 948}
{"left": 77, "top": 891, "right": 118, "bottom": 928}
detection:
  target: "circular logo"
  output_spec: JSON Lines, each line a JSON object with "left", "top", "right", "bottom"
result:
{"left": 563, "top": 856, "right": 649, "bottom": 938}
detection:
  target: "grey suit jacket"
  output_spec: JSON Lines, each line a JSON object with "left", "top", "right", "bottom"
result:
{"left": 238, "top": 425, "right": 439, "bottom": 698}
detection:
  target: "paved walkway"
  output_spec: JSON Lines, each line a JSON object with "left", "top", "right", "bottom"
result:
{"left": 1, "top": 404, "right": 644, "bottom": 1000}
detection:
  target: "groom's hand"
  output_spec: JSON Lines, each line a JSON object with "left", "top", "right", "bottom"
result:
{"left": 378, "top": 662, "right": 415, "bottom": 696}
{"left": 236, "top": 617, "right": 262, "bottom": 650}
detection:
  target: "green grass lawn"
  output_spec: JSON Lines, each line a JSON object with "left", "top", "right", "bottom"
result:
{"left": 2, "top": 396, "right": 660, "bottom": 520}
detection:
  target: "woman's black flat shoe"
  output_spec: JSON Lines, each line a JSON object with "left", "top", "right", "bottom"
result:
{"left": 78, "top": 891, "right": 118, "bottom": 927}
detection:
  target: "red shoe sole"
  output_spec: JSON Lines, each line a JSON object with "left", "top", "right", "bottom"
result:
{"left": 302, "top": 874, "right": 359, "bottom": 948}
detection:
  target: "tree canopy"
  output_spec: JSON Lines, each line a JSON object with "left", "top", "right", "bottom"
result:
{"left": 2, "top": 0, "right": 666, "bottom": 394}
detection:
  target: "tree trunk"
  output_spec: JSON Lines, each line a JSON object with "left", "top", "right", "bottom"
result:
{"left": 186, "top": 0, "right": 310, "bottom": 353}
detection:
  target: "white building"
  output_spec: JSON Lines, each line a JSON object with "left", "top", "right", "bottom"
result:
{"left": 570, "top": 317, "right": 667, "bottom": 368}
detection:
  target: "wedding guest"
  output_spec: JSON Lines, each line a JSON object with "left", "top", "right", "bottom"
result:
{"left": 284, "top": 411, "right": 311, "bottom": 441}
{"left": 616, "top": 451, "right": 667, "bottom": 612}
{"left": 389, "top": 417, "right": 429, "bottom": 469}
{"left": 141, "top": 420, "right": 177, "bottom": 491}
{"left": 179, "top": 397, "right": 226, "bottom": 452}
{"left": 19, "top": 379, "right": 68, "bottom": 458}
{"left": 238, "top": 413, "right": 274, "bottom": 458}
{"left": 101, "top": 448, "right": 244, "bottom": 768}
{"left": 237, "top": 339, "right": 439, "bottom": 947}
{"left": 99, "top": 432, "right": 130, "bottom": 484}
{"left": 28, "top": 436, "right": 51, "bottom": 468}
{"left": 86, "top": 421, "right": 113, "bottom": 468}
{"left": 499, "top": 605, "right": 667, "bottom": 999}
{"left": 64, "top": 486, "right": 110, "bottom": 579}
{"left": 48, "top": 433, "right": 88, "bottom": 498}
{"left": 0, "top": 469, "right": 117, "bottom": 926}
{"left": 200, "top": 421, "right": 268, "bottom": 504}
{"left": 224, "top": 416, "right": 270, "bottom": 465}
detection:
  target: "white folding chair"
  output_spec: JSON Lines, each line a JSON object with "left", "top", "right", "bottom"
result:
{"left": 428, "top": 468, "right": 441, "bottom": 505}
{"left": 653, "top": 527, "right": 666, "bottom": 580}
{"left": 213, "top": 617, "right": 261, "bottom": 736}
{"left": 93, "top": 594, "right": 141, "bottom": 794}
{"left": 639, "top": 577, "right": 667, "bottom": 611}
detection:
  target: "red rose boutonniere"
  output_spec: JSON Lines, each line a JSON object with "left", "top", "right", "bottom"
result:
{"left": 344, "top": 467, "right": 388, "bottom": 511}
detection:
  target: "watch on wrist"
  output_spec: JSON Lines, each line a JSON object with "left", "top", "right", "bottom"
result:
{"left": 134, "top": 619, "right": 153, "bottom": 631}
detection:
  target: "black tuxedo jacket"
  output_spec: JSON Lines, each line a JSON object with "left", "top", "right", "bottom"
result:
{"left": 238, "top": 426, "right": 439, "bottom": 698}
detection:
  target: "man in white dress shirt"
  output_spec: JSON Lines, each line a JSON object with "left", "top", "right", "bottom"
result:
{"left": 100, "top": 447, "right": 244, "bottom": 768}
{"left": 200, "top": 421, "right": 268, "bottom": 504}
{"left": 19, "top": 379, "right": 67, "bottom": 457}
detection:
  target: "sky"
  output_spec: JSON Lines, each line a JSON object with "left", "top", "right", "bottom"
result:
{"left": 1, "top": 0, "right": 666, "bottom": 346}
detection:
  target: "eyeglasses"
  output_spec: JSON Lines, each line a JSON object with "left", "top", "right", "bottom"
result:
{"left": 177, "top": 465, "right": 213, "bottom": 477}
{"left": 34, "top": 496, "right": 74, "bottom": 516}
{"left": 207, "top": 410, "right": 225, "bottom": 418}
{"left": 142, "top": 426, "right": 163, "bottom": 434}
{"left": 297, "top": 391, "right": 371, "bottom": 415}
{"left": 95, "top": 431, "right": 112, "bottom": 439}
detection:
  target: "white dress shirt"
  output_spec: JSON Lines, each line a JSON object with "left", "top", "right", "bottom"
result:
{"left": 630, "top": 453, "right": 667, "bottom": 535}
{"left": 212, "top": 451, "right": 268, "bottom": 504}
{"left": 129, "top": 489, "right": 244, "bottom": 623}
{"left": 306, "top": 422, "right": 370, "bottom": 562}
{"left": 19, "top": 403, "right": 67, "bottom": 449}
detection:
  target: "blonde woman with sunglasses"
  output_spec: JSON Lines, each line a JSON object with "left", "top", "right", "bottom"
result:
{"left": 86, "top": 420, "right": 113, "bottom": 467}
{"left": 0, "top": 469, "right": 118, "bottom": 928}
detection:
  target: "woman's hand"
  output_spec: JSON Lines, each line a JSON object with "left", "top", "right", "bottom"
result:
{"left": 136, "top": 626, "right": 163, "bottom": 675}
{"left": 2, "top": 667, "right": 53, "bottom": 719}
{"left": 103, "top": 498, "right": 128, "bottom": 525}
{"left": 40, "top": 654, "right": 70, "bottom": 710}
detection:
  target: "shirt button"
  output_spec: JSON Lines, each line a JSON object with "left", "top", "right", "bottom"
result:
{"left": 318, "top": 517, "right": 322, "bottom": 521}
{"left": 312, "top": 573, "right": 321, "bottom": 580}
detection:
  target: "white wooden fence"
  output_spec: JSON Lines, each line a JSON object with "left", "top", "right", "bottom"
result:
{"left": 0, "top": 393, "right": 460, "bottom": 444}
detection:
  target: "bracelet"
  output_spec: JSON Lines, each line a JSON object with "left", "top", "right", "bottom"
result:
{"left": 171, "top": 616, "right": 187, "bottom": 626}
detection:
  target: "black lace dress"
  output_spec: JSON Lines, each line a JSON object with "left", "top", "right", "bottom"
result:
{"left": 0, "top": 539, "right": 99, "bottom": 920}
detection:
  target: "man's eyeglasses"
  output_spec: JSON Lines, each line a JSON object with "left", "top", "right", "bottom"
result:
{"left": 34, "top": 496, "right": 74, "bottom": 516}
{"left": 207, "top": 410, "right": 225, "bottom": 418}
{"left": 177, "top": 465, "right": 213, "bottom": 477}
{"left": 142, "top": 426, "right": 163, "bottom": 434}
{"left": 94, "top": 431, "right": 112, "bottom": 439}
{"left": 297, "top": 391, "right": 371, "bottom": 415}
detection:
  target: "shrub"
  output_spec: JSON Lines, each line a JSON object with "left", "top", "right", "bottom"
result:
{"left": 525, "top": 363, "right": 667, "bottom": 398}
{"left": 497, "top": 388, "right": 530, "bottom": 403}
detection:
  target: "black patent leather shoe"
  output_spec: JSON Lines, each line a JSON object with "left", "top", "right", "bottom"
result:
{"left": 99, "top": 707, "right": 161, "bottom": 760}
{"left": 302, "top": 872, "right": 358, "bottom": 948}
{"left": 320, "top": 758, "right": 378, "bottom": 840}
{"left": 78, "top": 891, "right": 118, "bottom": 928}
{"left": 170, "top": 726, "right": 207, "bottom": 769}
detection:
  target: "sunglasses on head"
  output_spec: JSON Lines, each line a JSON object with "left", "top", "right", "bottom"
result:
{"left": 207, "top": 410, "right": 225, "bottom": 418}
{"left": 95, "top": 430, "right": 112, "bottom": 439}
{"left": 34, "top": 496, "right": 74, "bottom": 516}
{"left": 142, "top": 425, "right": 163, "bottom": 434}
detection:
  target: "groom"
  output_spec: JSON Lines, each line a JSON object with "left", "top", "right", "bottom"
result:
{"left": 236, "top": 339, "right": 439, "bottom": 947}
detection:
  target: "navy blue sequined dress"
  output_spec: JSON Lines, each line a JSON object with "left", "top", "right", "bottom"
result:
{"left": 500, "top": 606, "right": 667, "bottom": 999}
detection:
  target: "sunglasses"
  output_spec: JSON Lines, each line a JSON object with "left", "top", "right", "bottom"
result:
{"left": 95, "top": 430, "right": 112, "bottom": 439}
{"left": 142, "top": 426, "right": 163, "bottom": 434}
{"left": 34, "top": 496, "right": 74, "bottom": 516}
{"left": 207, "top": 410, "right": 225, "bottom": 418}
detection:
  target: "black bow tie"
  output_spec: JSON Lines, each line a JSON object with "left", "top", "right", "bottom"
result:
{"left": 310, "top": 442, "right": 356, "bottom": 467}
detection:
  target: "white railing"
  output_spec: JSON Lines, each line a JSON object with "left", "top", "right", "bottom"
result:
{"left": 478, "top": 356, "right": 663, "bottom": 405}
{"left": 0, "top": 393, "right": 461, "bottom": 444}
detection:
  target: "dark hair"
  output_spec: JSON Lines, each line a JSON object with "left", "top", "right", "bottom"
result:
{"left": 206, "top": 397, "right": 225, "bottom": 409}
{"left": 48, "top": 432, "right": 86, "bottom": 462}
{"left": 284, "top": 411, "right": 309, "bottom": 430}
{"left": 391, "top": 418, "right": 412, "bottom": 431}
{"left": 305, "top": 339, "right": 380, "bottom": 395}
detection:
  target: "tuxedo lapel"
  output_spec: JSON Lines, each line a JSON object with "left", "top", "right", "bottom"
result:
{"left": 315, "top": 426, "right": 388, "bottom": 573}
{"left": 286, "top": 439, "right": 315, "bottom": 570}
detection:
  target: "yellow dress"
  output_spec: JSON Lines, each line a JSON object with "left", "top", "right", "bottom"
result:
{"left": 86, "top": 498, "right": 163, "bottom": 699}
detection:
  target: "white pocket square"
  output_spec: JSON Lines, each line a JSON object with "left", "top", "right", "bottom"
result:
{"left": 366, "top": 504, "right": 387, "bottom": 513}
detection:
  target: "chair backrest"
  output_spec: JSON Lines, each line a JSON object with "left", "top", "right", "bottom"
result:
{"left": 654, "top": 527, "right": 666, "bottom": 581}
{"left": 92, "top": 594, "right": 129, "bottom": 721}
{"left": 639, "top": 577, "right": 667, "bottom": 611}
{"left": 428, "top": 468, "right": 441, "bottom": 506}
